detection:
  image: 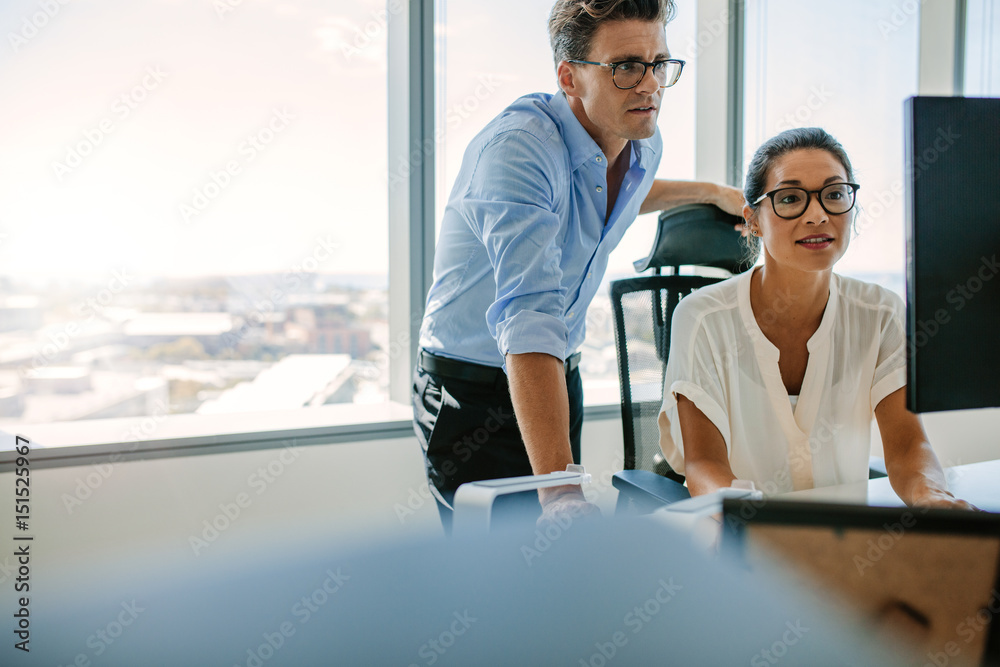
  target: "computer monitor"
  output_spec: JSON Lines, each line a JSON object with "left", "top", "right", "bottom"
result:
{"left": 904, "top": 96, "right": 1000, "bottom": 413}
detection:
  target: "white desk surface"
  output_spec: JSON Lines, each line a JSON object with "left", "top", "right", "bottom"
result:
{"left": 785, "top": 458, "right": 1000, "bottom": 512}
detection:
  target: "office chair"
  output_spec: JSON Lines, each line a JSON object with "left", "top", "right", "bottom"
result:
{"left": 609, "top": 204, "right": 756, "bottom": 513}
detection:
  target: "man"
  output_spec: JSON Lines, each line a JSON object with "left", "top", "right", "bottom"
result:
{"left": 412, "top": 0, "right": 744, "bottom": 532}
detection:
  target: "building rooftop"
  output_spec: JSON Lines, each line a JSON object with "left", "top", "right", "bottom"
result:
{"left": 123, "top": 313, "right": 234, "bottom": 337}
{"left": 196, "top": 354, "right": 353, "bottom": 415}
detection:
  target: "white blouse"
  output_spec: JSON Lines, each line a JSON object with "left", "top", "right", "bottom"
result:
{"left": 658, "top": 268, "right": 908, "bottom": 494}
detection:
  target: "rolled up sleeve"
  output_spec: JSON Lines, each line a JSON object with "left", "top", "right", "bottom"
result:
{"left": 459, "top": 130, "right": 570, "bottom": 361}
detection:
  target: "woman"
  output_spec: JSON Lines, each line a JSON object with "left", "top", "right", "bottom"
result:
{"left": 657, "top": 127, "right": 972, "bottom": 509}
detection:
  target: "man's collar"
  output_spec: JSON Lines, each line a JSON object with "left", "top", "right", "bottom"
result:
{"left": 631, "top": 133, "right": 657, "bottom": 168}
{"left": 551, "top": 91, "right": 602, "bottom": 170}
{"left": 551, "top": 91, "right": 658, "bottom": 171}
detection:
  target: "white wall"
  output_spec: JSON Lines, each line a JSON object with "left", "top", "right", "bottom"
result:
{"left": 871, "top": 407, "right": 1000, "bottom": 467}
{"left": 0, "top": 417, "right": 628, "bottom": 582}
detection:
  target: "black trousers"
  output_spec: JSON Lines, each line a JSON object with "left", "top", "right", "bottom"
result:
{"left": 412, "top": 351, "right": 584, "bottom": 533}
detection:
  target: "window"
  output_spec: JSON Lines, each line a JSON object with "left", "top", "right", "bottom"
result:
{"left": 0, "top": 1, "right": 975, "bottom": 453}
{"left": 434, "top": 0, "right": 554, "bottom": 229}
{"left": 0, "top": 0, "right": 391, "bottom": 430}
{"left": 743, "top": 0, "right": 921, "bottom": 297}
{"left": 964, "top": 0, "right": 1000, "bottom": 96}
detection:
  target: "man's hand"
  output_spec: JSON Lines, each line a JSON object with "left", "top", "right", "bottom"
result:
{"left": 639, "top": 180, "right": 747, "bottom": 227}
{"left": 713, "top": 183, "right": 746, "bottom": 218}
{"left": 711, "top": 184, "right": 750, "bottom": 237}
{"left": 537, "top": 486, "right": 602, "bottom": 530}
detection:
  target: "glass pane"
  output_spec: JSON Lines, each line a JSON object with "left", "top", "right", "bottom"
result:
{"left": 0, "top": 0, "right": 389, "bottom": 427}
{"left": 964, "top": 0, "right": 1000, "bottom": 96}
{"left": 434, "top": 2, "right": 696, "bottom": 405}
{"left": 743, "top": 0, "right": 920, "bottom": 297}
{"left": 434, "top": 0, "right": 554, "bottom": 230}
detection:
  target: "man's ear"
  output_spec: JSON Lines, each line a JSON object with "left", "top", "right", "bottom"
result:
{"left": 557, "top": 60, "right": 580, "bottom": 97}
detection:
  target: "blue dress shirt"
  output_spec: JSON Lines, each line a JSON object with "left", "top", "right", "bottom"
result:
{"left": 419, "top": 91, "right": 663, "bottom": 367}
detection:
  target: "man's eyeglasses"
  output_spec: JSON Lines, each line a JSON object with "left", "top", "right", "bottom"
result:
{"left": 566, "top": 58, "right": 685, "bottom": 90}
{"left": 753, "top": 182, "right": 861, "bottom": 219}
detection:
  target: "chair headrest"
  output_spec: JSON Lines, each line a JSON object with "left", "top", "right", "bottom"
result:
{"left": 632, "top": 203, "right": 758, "bottom": 274}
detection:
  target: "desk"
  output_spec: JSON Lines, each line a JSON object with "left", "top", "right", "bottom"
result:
{"left": 785, "top": 459, "right": 1000, "bottom": 512}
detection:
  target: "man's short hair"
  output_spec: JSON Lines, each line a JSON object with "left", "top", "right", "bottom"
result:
{"left": 548, "top": 0, "right": 676, "bottom": 66}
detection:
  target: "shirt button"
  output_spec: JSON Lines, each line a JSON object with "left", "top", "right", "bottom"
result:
{"left": 568, "top": 312, "right": 575, "bottom": 318}
{"left": 596, "top": 156, "right": 603, "bottom": 163}
{"left": 596, "top": 186, "right": 603, "bottom": 193}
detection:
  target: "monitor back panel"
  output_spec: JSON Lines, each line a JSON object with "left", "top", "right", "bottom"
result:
{"left": 905, "top": 96, "right": 1000, "bottom": 412}
{"left": 723, "top": 500, "right": 1000, "bottom": 666}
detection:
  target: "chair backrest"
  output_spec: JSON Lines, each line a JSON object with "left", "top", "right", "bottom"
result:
{"left": 611, "top": 204, "right": 756, "bottom": 482}
{"left": 610, "top": 275, "right": 724, "bottom": 481}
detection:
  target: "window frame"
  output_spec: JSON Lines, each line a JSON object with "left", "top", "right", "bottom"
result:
{"left": 0, "top": 0, "right": 971, "bottom": 471}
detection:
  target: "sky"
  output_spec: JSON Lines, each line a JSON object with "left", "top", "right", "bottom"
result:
{"left": 0, "top": 0, "right": 995, "bottom": 287}
{"left": 0, "top": 0, "right": 390, "bottom": 282}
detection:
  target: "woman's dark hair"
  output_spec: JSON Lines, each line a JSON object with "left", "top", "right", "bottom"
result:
{"left": 548, "top": 0, "right": 676, "bottom": 67}
{"left": 742, "top": 127, "right": 857, "bottom": 255}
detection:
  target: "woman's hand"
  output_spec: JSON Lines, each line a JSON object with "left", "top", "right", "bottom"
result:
{"left": 910, "top": 488, "right": 980, "bottom": 511}
{"left": 876, "top": 388, "right": 978, "bottom": 510}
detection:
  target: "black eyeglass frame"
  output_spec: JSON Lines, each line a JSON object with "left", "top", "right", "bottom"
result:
{"left": 565, "top": 58, "right": 686, "bottom": 90}
{"left": 752, "top": 182, "right": 861, "bottom": 219}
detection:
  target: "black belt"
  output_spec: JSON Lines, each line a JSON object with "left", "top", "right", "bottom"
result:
{"left": 419, "top": 350, "right": 581, "bottom": 384}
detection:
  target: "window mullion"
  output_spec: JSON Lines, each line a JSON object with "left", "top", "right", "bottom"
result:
{"left": 917, "top": 0, "right": 965, "bottom": 96}
{"left": 388, "top": 0, "right": 436, "bottom": 405}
